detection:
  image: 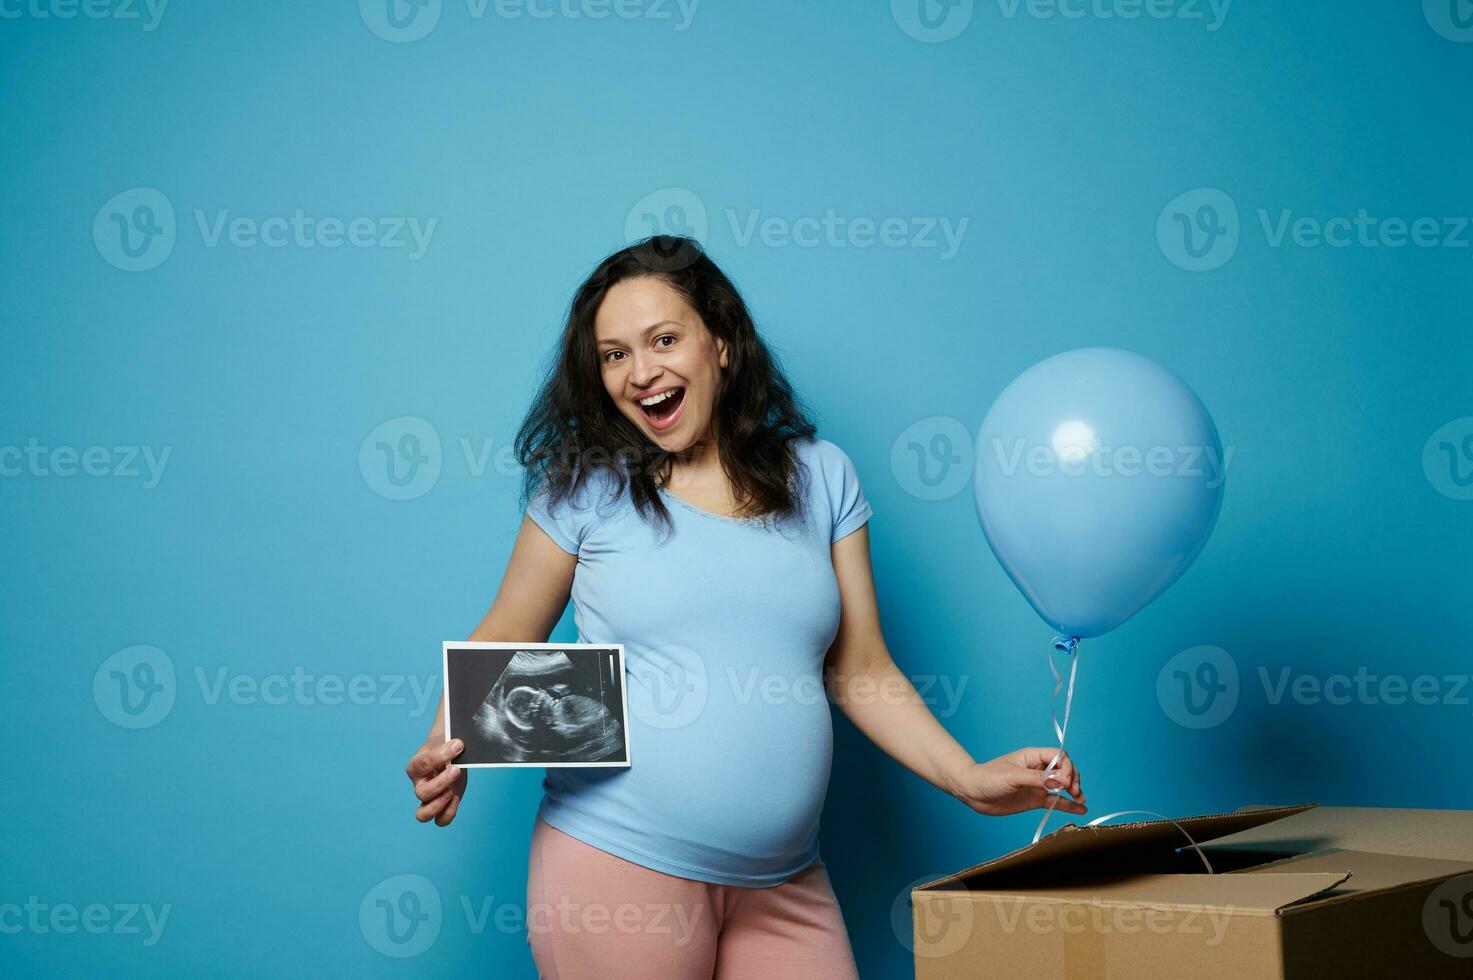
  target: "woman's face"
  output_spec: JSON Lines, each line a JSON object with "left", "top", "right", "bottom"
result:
{"left": 594, "top": 275, "right": 727, "bottom": 454}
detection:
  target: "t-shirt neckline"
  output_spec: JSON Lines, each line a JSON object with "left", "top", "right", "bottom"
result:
{"left": 657, "top": 486, "right": 770, "bottom": 526}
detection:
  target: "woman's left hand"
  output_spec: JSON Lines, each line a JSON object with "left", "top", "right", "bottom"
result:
{"left": 949, "top": 747, "right": 1086, "bottom": 817}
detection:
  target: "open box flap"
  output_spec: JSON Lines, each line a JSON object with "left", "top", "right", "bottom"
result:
{"left": 945, "top": 870, "right": 1353, "bottom": 913}
{"left": 915, "top": 803, "right": 1318, "bottom": 892}
{"left": 1239, "top": 848, "right": 1473, "bottom": 906}
{"left": 1210, "top": 805, "right": 1473, "bottom": 865}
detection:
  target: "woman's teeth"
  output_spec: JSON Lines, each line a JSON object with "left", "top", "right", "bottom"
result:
{"left": 637, "top": 387, "right": 685, "bottom": 425}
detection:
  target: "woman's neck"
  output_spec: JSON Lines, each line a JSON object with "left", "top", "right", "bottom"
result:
{"left": 663, "top": 423, "right": 723, "bottom": 488}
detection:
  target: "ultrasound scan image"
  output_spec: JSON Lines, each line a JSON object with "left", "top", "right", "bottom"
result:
{"left": 447, "top": 648, "right": 627, "bottom": 766}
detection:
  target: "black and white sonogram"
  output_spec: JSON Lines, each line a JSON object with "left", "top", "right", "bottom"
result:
{"left": 442, "top": 644, "right": 629, "bottom": 767}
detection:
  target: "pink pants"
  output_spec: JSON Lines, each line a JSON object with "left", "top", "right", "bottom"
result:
{"left": 525, "top": 817, "right": 860, "bottom": 980}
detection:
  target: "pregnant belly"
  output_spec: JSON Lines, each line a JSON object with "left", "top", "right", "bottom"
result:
{"left": 544, "top": 693, "right": 835, "bottom": 876}
{"left": 678, "top": 697, "right": 835, "bottom": 855}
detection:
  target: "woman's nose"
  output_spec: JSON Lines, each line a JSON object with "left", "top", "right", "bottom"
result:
{"left": 627, "top": 354, "right": 659, "bottom": 387}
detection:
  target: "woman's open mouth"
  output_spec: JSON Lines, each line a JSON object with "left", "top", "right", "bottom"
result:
{"left": 637, "top": 386, "right": 686, "bottom": 431}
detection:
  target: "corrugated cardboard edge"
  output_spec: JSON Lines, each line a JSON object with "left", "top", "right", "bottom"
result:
{"left": 938, "top": 870, "right": 1355, "bottom": 915}
{"left": 1239, "top": 850, "right": 1472, "bottom": 912}
{"left": 915, "top": 803, "right": 1319, "bottom": 892}
{"left": 1212, "top": 805, "right": 1473, "bottom": 864}
{"left": 1276, "top": 869, "right": 1354, "bottom": 911}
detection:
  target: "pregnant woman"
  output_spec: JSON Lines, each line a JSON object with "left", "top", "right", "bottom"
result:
{"left": 404, "top": 236, "right": 1086, "bottom": 978}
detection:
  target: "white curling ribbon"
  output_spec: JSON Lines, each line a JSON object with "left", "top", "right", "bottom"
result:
{"left": 1031, "top": 636, "right": 1081, "bottom": 844}
{"left": 1025, "top": 634, "right": 1217, "bottom": 873}
{"left": 1081, "top": 810, "right": 1216, "bottom": 874}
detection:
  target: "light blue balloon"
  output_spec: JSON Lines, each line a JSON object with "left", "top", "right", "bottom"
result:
{"left": 973, "top": 348, "right": 1226, "bottom": 639}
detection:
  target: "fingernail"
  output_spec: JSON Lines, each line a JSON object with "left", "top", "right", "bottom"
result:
{"left": 451, "top": 739, "right": 463, "bottom": 751}
{"left": 447, "top": 765, "right": 459, "bottom": 778}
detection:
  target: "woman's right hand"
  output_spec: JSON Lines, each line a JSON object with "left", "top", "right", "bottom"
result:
{"left": 406, "top": 511, "right": 577, "bottom": 827}
{"left": 406, "top": 737, "right": 467, "bottom": 827}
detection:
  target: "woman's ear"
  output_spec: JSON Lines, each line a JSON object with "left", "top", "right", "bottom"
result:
{"left": 717, "top": 337, "right": 728, "bottom": 369}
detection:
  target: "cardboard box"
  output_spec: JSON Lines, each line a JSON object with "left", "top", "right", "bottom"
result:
{"left": 911, "top": 803, "right": 1473, "bottom": 978}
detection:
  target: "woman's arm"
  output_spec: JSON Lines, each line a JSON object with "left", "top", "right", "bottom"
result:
{"left": 404, "top": 515, "right": 578, "bottom": 827}
{"left": 823, "top": 525, "right": 1086, "bottom": 817}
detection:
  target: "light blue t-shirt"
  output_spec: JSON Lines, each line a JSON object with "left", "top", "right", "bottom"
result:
{"left": 524, "top": 436, "right": 874, "bottom": 888}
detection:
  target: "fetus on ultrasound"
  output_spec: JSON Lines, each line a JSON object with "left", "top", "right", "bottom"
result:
{"left": 471, "top": 650, "right": 623, "bottom": 763}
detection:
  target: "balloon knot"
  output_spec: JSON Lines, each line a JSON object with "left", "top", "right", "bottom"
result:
{"left": 1052, "top": 636, "right": 1080, "bottom": 656}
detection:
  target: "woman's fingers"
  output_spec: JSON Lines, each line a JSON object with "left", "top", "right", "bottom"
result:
{"left": 406, "top": 739, "right": 467, "bottom": 825}
{"left": 415, "top": 764, "right": 461, "bottom": 802}
{"left": 1022, "top": 789, "right": 1088, "bottom": 816}
{"left": 406, "top": 739, "right": 463, "bottom": 781}
{"left": 1051, "top": 757, "right": 1082, "bottom": 802}
{"left": 434, "top": 789, "right": 462, "bottom": 827}
{"left": 416, "top": 790, "right": 455, "bottom": 823}
{"left": 1012, "top": 765, "right": 1085, "bottom": 806}
{"left": 1016, "top": 747, "right": 1083, "bottom": 803}
{"left": 1012, "top": 767, "right": 1059, "bottom": 792}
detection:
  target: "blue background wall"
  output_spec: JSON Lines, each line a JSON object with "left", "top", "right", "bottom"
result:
{"left": 3, "top": 1, "right": 1471, "bottom": 976}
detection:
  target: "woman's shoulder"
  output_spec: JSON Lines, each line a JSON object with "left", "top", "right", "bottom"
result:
{"left": 790, "top": 435, "right": 872, "bottom": 538}
{"left": 792, "top": 435, "right": 859, "bottom": 471}
{"left": 530, "top": 464, "right": 625, "bottom": 515}
{"left": 790, "top": 435, "right": 867, "bottom": 496}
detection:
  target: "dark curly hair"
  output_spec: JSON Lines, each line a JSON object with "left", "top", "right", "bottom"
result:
{"left": 515, "top": 236, "right": 817, "bottom": 538}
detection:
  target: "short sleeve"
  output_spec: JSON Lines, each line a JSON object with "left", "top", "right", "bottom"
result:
{"left": 821, "top": 441, "right": 874, "bottom": 543}
{"left": 525, "top": 481, "right": 595, "bottom": 555}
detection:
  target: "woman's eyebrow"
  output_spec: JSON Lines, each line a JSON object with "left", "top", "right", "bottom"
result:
{"left": 596, "top": 320, "right": 684, "bottom": 348}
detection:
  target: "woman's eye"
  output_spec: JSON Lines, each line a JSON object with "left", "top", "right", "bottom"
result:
{"left": 604, "top": 350, "right": 624, "bottom": 363}
{"left": 655, "top": 335, "right": 676, "bottom": 349}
